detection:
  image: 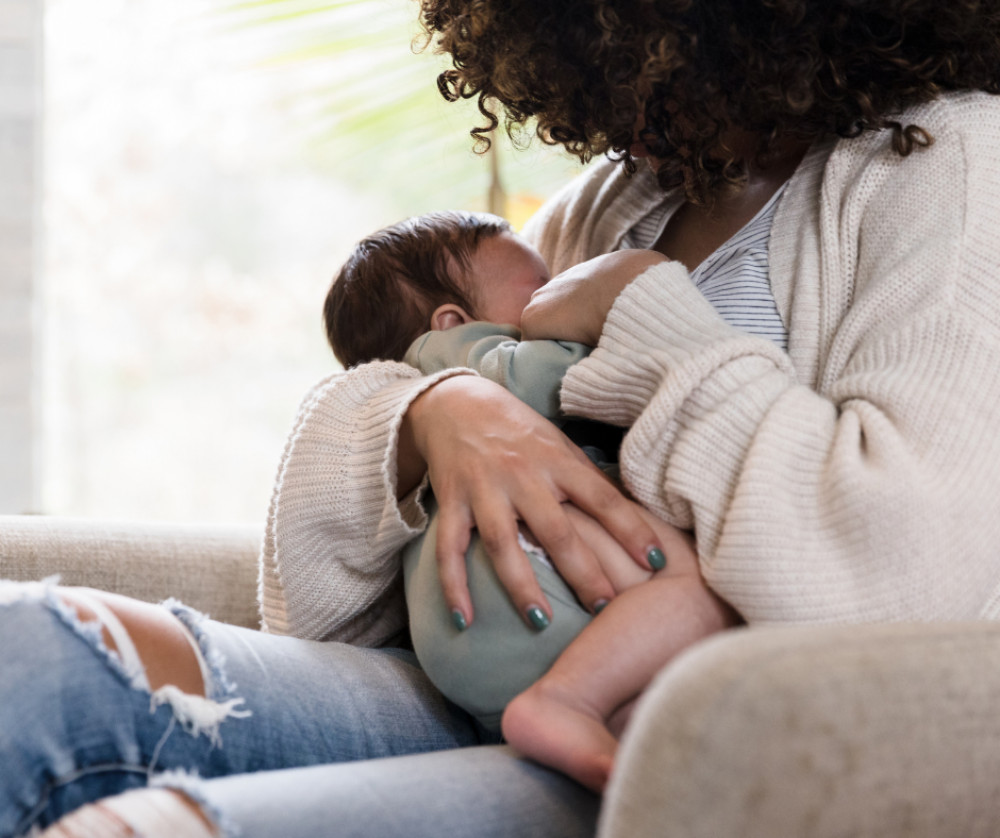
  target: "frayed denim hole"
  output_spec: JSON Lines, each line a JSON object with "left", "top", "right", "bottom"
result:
{"left": 18, "top": 761, "right": 151, "bottom": 836}
{"left": 162, "top": 599, "right": 237, "bottom": 700}
{"left": 0, "top": 577, "right": 54, "bottom": 606}
{"left": 148, "top": 688, "right": 251, "bottom": 751}
{"left": 151, "top": 601, "right": 252, "bottom": 750}
{"left": 38, "top": 581, "right": 146, "bottom": 691}
{"left": 152, "top": 769, "right": 243, "bottom": 838}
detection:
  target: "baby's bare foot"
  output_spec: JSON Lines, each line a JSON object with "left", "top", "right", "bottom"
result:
{"left": 502, "top": 680, "right": 617, "bottom": 793}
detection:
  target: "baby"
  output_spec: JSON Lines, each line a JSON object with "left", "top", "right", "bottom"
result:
{"left": 325, "top": 210, "right": 733, "bottom": 792}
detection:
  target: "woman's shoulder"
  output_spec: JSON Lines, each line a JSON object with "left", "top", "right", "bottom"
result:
{"left": 812, "top": 90, "right": 1000, "bottom": 214}
{"left": 811, "top": 91, "right": 1000, "bottom": 310}
{"left": 907, "top": 89, "right": 1000, "bottom": 131}
{"left": 830, "top": 91, "right": 1000, "bottom": 169}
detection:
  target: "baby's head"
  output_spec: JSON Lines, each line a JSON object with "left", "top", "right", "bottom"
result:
{"left": 325, "top": 210, "right": 550, "bottom": 368}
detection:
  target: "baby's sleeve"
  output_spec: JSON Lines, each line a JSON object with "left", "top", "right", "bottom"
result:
{"left": 404, "top": 323, "right": 591, "bottom": 419}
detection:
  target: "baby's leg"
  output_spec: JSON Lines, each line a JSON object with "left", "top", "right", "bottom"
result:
{"left": 501, "top": 506, "right": 738, "bottom": 793}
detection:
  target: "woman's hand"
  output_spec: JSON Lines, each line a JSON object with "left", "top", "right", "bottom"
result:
{"left": 521, "top": 250, "right": 669, "bottom": 345}
{"left": 400, "top": 375, "right": 668, "bottom": 629}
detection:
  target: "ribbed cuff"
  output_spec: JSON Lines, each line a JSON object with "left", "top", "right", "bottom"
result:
{"left": 561, "top": 262, "right": 794, "bottom": 427}
{"left": 381, "top": 366, "right": 481, "bottom": 532}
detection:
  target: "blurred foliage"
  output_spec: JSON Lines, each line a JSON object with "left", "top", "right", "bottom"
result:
{"left": 221, "top": 0, "right": 586, "bottom": 224}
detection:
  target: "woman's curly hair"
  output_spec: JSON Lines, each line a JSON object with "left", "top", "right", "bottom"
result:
{"left": 418, "top": 0, "right": 1000, "bottom": 203}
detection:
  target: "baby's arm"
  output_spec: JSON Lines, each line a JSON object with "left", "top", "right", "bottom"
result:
{"left": 404, "top": 322, "right": 591, "bottom": 420}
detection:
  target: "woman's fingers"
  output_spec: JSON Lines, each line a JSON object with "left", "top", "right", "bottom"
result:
{"left": 563, "top": 468, "right": 667, "bottom": 573}
{"left": 435, "top": 486, "right": 557, "bottom": 630}
{"left": 433, "top": 501, "right": 476, "bottom": 630}
{"left": 516, "top": 492, "right": 617, "bottom": 613}
{"left": 476, "top": 503, "right": 555, "bottom": 629}
{"left": 411, "top": 376, "right": 667, "bottom": 628}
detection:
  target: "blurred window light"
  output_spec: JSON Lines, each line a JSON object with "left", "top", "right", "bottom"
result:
{"left": 40, "top": 0, "right": 584, "bottom": 522}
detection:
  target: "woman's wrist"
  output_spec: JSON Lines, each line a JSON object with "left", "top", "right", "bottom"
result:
{"left": 396, "top": 386, "right": 438, "bottom": 499}
{"left": 397, "top": 372, "right": 482, "bottom": 499}
{"left": 398, "top": 376, "right": 475, "bottom": 497}
{"left": 521, "top": 250, "right": 670, "bottom": 345}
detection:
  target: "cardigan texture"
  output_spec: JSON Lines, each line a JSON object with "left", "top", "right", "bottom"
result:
{"left": 260, "top": 91, "right": 1000, "bottom": 644}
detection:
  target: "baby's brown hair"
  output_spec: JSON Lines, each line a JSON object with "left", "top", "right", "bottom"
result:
{"left": 325, "top": 211, "right": 512, "bottom": 368}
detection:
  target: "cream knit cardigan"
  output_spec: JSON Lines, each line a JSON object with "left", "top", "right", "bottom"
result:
{"left": 260, "top": 91, "right": 1000, "bottom": 645}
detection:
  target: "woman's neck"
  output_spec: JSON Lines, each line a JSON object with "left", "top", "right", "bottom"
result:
{"left": 651, "top": 135, "right": 811, "bottom": 272}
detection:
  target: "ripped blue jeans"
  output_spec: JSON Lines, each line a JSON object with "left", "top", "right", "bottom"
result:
{"left": 0, "top": 581, "right": 492, "bottom": 837}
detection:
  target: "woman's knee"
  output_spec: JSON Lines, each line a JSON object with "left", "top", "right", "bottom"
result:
{"left": 55, "top": 587, "right": 207, "bottom": 696}
{"left": 0, "top": 580, "right": 250, "bottom": 835}
{"left": 40, "top": 788, "right": 220, "bottom": 838}
{"left": 42, "top": 585, "right": 251, "bottom": 748}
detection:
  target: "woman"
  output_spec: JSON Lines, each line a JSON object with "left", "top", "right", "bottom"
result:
{"left": 8, "top": 1, "right": 1000, "bottom": 835}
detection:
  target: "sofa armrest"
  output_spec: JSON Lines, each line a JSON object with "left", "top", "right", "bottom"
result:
{"left": 601, "top": 621, "right": 1000, "bottom": 838}
{"left": 0, "top": 515, "right": 263, "bottom": 629}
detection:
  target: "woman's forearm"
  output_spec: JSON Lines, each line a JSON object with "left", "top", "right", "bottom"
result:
{"left": 262, "top": 363, "right": 466, "bottom": 645}
{"left": 564, "top": 253, "right": 1000, "bottom": 625}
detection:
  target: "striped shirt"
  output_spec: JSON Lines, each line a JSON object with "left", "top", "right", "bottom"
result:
{"left": 618, "top": 185, "right": 789, "bottom": 349}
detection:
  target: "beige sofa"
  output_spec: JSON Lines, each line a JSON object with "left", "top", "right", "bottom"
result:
{"left": 0, "top": 515, "right": 262, "bottom": 628}
{"left": 3, "top": 514, "right": 1000, "bottom": 837}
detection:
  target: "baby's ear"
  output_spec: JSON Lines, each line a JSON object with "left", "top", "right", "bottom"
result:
{"left": 430, "top": 303, "right": 474, "bottom": 331}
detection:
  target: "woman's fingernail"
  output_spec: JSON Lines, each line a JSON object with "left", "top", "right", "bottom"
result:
{"left": 593, "top": 599, "right": 610, "bottom": 614}
{"left": 451, "top": 609, "right": 468, "bottom": 632}
{"left": 526, "top": 606, "right": 550, "bottom": 631}
{"left": 647, "top": 546, "right": 667, "bottom": 570}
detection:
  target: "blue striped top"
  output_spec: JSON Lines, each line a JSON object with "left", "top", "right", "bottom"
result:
{"left": 618, "top": 185, "right": 789, "bottom": 350}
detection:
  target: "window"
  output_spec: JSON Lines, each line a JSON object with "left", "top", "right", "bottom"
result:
{"left": 29, "top": 0, "right": 584, "bottom": 522}
{"left": 0, "top": 0, "right": 41, "bottom": 513}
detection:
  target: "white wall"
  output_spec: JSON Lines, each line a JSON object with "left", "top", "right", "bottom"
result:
{"left": 0, "top": 0, "right": 41, "bottom": 513}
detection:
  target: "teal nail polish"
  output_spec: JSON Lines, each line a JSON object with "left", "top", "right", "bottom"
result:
{"left": 593, "top": 599, "right": 610, "bottom": 615}
{"left": 526, "top": 606, "right": 550, "bottom": 631}
{"left": 647, "top": 546, "right": 667, "bottom": 571}
{"left": 451, "top": 609, "right": 468, "bottom": 632}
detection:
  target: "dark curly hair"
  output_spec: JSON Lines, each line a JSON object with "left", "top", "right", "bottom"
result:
{"left": 418, "top": 0, "right": 1000, "bottom": 202}
{"left": 324, "top": 211, "right": 511, "bottom": 368}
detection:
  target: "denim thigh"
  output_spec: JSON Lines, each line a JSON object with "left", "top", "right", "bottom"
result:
{"left": 0, "top": 582, "right": 484, "bottom": 837}
{"left": 196, "top": 745, "right": 600, "bottom": 838}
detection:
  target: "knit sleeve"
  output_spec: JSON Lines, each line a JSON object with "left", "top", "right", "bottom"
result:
{"left": 258, "top": 360, "right": 476, "bottom": 645}
{"left": 561, "top": 111, "right": 1000, "bottom": 625}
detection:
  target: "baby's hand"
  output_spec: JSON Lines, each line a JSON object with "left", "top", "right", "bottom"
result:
{"left": 521, "top": 250, "right": 669, "bottom": 345}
